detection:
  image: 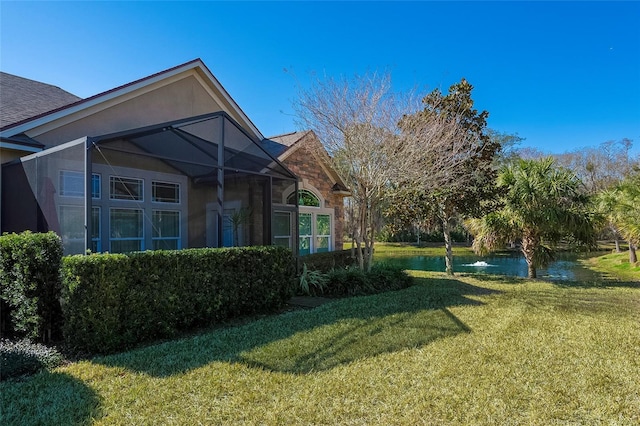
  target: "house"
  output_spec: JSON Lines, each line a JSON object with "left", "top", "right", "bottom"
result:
{"left": 0, "top": 59, "right": 349, "bottom": 255}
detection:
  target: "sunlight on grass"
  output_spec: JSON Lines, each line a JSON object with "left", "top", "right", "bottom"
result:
{"left": 2, "top": 269, "right": 638, "bottom": 425}
{"left": 585, "top": 251, "right": 640, "bottom": 283}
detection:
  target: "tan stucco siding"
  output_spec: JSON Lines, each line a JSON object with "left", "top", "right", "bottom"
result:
{"left": 28, "top": 75, "right": 230, "bottom": 146}
{"left": 0, "top": 148, "right": 30, "bottom": 165}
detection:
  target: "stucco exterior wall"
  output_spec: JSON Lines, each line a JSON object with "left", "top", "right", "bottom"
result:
{"left": 29, "top": 75, "right": 226, "bottom": 147}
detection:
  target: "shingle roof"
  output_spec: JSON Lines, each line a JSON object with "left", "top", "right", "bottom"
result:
{"left": 262, "top": 131, "right": 310, "bottom": 158}
{"left": 0, "top": 72, "right": 81, "bottom": 129}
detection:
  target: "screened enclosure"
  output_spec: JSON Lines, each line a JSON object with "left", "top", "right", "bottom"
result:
{"left": 2, "top": 112, "right": 300, "bottom": 255}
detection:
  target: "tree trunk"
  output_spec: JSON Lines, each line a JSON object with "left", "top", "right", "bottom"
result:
{"left": 442, "top": 216, "right": 454, "bottom": 276}
{"left": 366, "top": 239, "right": 374, "bottom": 272}
{"left": 630, "top": 241, "right": 637, "bottom": 264}
{"left": 612, "top": 225, "right": 621, "bottom": 252}
{"left": 521, "top": 234, "right": 538, "bottom": 279}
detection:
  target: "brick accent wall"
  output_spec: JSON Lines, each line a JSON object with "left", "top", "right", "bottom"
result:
{"left": 280, "top": 135, "right": 347, "bottom": 250}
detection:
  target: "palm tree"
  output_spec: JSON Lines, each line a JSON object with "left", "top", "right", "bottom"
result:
{"left": 598, "top": 171, "right": 640, "bottom": 264}
{"left": 466, "top": 157, "right": 597, "bottom": 278}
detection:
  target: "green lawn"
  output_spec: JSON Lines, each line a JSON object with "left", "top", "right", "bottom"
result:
{"left": 585, "top": 250, "right": 640, "bottom": 282}
{"left": 2, "top": 259, "right": 639, "bottom": 425}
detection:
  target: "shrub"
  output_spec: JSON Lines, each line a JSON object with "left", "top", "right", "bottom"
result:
{"left": 0, "top": 231, "right": 63, "bottom": 342}
{"left": 61, "top": 246, "right": 296, "bottom": 354}
{"left": 299, "top": 263, "right": 329, "bottom": 296}
{"left": 300, "top": 250, "right": 357, "bottom": 273}
{"left": 0, "top": 339, "right": 63, "bottom": 380}
{"left": 324, "top": 263, "right": 413, "bottom": 297}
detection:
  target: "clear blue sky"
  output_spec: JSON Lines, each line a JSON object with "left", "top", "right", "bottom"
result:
{"left": 1, "top": 1, "right": 639, "bottom": 155}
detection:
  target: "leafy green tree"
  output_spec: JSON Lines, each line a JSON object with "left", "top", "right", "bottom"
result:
{"left": 398, "top": 78, "right": 502, "bottom": 275}
{"left": 467, "top": 158, "right": 597, "bottom": 278}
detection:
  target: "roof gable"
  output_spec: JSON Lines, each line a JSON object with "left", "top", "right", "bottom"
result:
{"left": 264, "top": 130, "right": 349, "bottom": 192}
{"left": 0, "top": 59, "right": 264, "bottom": 142}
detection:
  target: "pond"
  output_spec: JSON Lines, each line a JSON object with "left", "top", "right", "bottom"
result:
{"left": 376, "top": 252, "right": 603, "bottom": 281}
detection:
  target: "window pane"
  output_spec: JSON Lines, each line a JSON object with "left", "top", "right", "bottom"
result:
{"left": 274, "top": 237, "right": 291, "bottom": 248}
{"left": 111, "top": 240, "right": 141, "bottom": 253}
{"left": 110, "top": 177, "right": 143, "bottom": 200}
{"left": 153, "top": 239, "right": 178, "bottom": 250}
{"left": 60, "top": 171, "right": 100, "bottom": 198}
{"left": 152, "top": 211, "right": 180, "bottom": 237}
{"left": 287, "top": 190, "right": 320, "bottom": 207}
{"left": 273, "top": 211, "right": 291, "bottom": 236}
{"left": 316, "top": 236, "right": 330, "bottom": 253}
{"left": 91, "top": 174, "right": 101, "bottom": 199}
{"left": 299, "top": 236, "right": 311, "bottom": 255}
{"left": 152, "top": 181, "right": 179, "bottom": 203}
{"left": 59, "top": 205, "right": 84, "bottom": 239}
{"left": 299, "top": 213, "right": 312, "bottom": 235}
{"left": 110, "top": 209, "right": 143, "bottom": 238}
{"left": 317, "top": 214, "right": 331, "bottom": 236}
{"left": 91, "top": 207, "right": 100, "bottom": 240}
{"left": 59, "top": 171, "right": 84, "bottom": 197}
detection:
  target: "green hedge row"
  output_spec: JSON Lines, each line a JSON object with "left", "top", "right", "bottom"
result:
{"left": 299, "top": 263, "right": 413, "bottom": 297}
{"left": 300, "top": 249, "right": 357, "bottom": 273}
{"left": 0, "top": 232, "right": 63, "bottom": 342}
{"left": 324, "top": 264, "right": 414, "bottom": 297}
{"left": 62, "top": 246, "right": 296, "bottom": 354}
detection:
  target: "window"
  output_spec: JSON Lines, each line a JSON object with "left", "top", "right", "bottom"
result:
{"left": 58, "top": 206, "right": 100, "bottom": 254}
{"left": 59, "top": 205, "right": 85, "bottom": 254}
{"left": 152, "top": 210, "right": 180, "bottom": 250}
{"left": 273, "top": 211, "right": 292, "bottom": 248}
{"left": 287, "top": 189, "right": 320, "bottom": 207}
{"left": 91, "top": 207, "right": 101, "bottom": 253}
{"left": 285, "top": 188, "right": 333, "bottom": 255}
{"left": 316, "top": 214, "right": 331, "bottom": 253}
{"left": 60, "top": 171, "right": 100, "bottom": 198}
{"left": 299, "top": 212, "right": 312, "bottom": 255}
{"left": 152, "top": 181, "right": 180, "bottom": 203}
{"left": 110, "top": 208, "right": 143, "bottom": 253}
{"left": 110, "top": 176, "right": 143, "bottom": 201}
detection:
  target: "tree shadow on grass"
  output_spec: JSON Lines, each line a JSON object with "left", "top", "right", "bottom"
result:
{"left": 95, "top": 277, "right": 500, "bottom": 377}
{"left": 0, "top": 372, "right": 101, "bottom": 426}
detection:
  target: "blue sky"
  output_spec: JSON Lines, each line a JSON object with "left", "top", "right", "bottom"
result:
{"left": 1, "top": 1, "right": 639, "bottom": 155}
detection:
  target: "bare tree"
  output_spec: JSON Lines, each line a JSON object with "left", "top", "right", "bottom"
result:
{"left": 293, "top": 72, "right": 486, "bottom": 272}
{"left": 293, "top": 71, "right": 416, "bottom": 270}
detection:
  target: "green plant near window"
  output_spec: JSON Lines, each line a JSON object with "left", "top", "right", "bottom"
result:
{"left": 299, "top": 263, "right": 328, "bottom": 296}
{"left": 229, "top": 208, "right": 253, "bottom": 246}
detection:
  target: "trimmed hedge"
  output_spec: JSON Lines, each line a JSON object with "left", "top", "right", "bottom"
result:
{"left": 300, "top": 250, "right": 357, "bottom": 273}
{"left": 323, "top": 264, "right": 414, "bottom": 297}
{"left": 61, "top": 246, "right": 296, "bottom": 354}
{"left": 0, "top": 231, "right": 63, "bottom": 342}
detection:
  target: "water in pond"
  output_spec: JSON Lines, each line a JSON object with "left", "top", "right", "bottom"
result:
{"left": 376, "top": 252, "right": 603, "bottom": 281}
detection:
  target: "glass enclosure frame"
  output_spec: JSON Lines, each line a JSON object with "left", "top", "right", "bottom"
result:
{"left": 1, "top": 112, "right": 300, "bottom": 255}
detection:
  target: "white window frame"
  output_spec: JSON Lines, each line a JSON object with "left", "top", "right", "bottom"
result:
{"left": 110, "top": 176, "right": 144, "bottom": 201}
{"left": 92, "top": 164, "right": 188, "bottom": 254}
{"left": 280, "top": 183, "right": 335, "bottom": 254}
